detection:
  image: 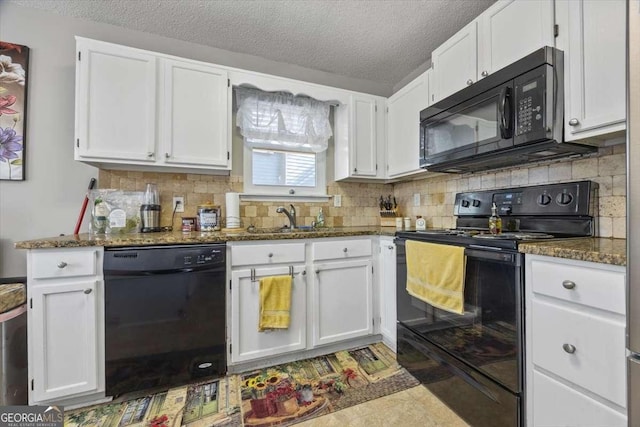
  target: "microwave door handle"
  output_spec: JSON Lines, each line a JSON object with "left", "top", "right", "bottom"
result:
{"left": 499, "top": 87, "right": 513, "bottom": 139}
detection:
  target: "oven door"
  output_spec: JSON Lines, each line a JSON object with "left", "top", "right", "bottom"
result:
{"left": 420, "top": 83, "right": 514, "bottom": 169}
{"left": 396, "top": 239, "right": 523, "bottom": 393}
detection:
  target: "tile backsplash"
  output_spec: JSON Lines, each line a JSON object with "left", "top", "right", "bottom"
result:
{"left": 393, "top": 144, "right": 627, "bottom": 238}
{"left": 97, "top": 170, "right": 391, "bottom": 230}
{"left": 99, "top": 143, "right": 626, "bottom": 238}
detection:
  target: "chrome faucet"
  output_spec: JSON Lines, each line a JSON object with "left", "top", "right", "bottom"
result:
{"left": 276, "top": 204, "right": 297, "bottom": 229}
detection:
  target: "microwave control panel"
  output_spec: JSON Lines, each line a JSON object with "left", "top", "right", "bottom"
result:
{"left": 515, "top": 75, "right": 545, "bottom": 136}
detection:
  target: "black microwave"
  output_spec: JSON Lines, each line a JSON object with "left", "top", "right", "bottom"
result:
{"left": 419, "top": 47, "right": 596, "bottom": 173}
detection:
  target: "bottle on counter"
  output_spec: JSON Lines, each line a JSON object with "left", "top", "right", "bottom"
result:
{"left": 415, "top": 216, "right": 426, "bottom": 230}
{"left": 316, "top": 207, "right": 325, "bottom": 228}
{"left": 489, "top": 202, "right": 502, "bottom": 235}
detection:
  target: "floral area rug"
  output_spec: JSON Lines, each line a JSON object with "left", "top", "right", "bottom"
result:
{"left": 64, "top": 343, "right": 419, "bottom": 427}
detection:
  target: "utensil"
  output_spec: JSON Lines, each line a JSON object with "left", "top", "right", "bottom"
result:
{"left": 74, "top": 178, "right": 96, "bottom": 235}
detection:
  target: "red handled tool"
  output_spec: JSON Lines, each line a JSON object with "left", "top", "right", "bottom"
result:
{"left": 74, "top": 178, "right": 97, "bottom": 235}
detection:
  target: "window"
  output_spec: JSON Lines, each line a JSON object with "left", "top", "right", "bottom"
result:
{"left": 236, "top": 87, "right": 332, "bottom": 197}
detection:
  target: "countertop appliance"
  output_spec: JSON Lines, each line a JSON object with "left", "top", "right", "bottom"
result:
{"left": 419, "top": 47, "right": 596, "bottom": 173}
{"left": 103, "top": 244, "right": 226, "bottom": 397}
{"left": 395, "top": 181, "right": 596, "bottom": 427}
{"left": 627, "top": 0, "right": 639, "bottom": 423}
{"left": 141, "top": 183, "right": 161, "bottom": 233}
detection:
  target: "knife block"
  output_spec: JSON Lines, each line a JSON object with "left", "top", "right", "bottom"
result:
{"left": 380, "top": 209, "right": 400, "bottom": 227}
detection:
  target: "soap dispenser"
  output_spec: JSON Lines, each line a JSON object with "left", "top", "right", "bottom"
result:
{"left": 316, "top": 207, "right": 325, "bottom": 228}
{"left": 489, "top": 202, "right": 502, "bottom": 235}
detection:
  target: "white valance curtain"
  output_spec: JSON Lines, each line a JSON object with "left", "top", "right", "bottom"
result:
{"left": 235, "top": 87, "right": 332, "bottom": 153}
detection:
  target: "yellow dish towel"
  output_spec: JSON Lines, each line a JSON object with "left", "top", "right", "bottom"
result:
{"left": 259, "top": 275, "right": 292, "bottom": 331}
{"left": 406, "top": 240, "right": 466, "bottom": 314}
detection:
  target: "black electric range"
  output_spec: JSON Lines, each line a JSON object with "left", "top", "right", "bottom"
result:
{"left": 395, "top": 180, "right": 597, "bottom": 427}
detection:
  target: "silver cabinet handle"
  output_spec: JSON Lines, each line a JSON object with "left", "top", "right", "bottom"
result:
{"left": 481, "top": 70, "right": 489, "bottom": 77}
{"left": 562, "top": 280, "right": 576, "bottom": 290}
{"left": 315, "top": 269, "right": 320, "bottom": 274}
{"left": 568, "top": 118, "right": 580, "bottom": 126}
{"left": 57, "top": 261, "right": 68, "bottom": 269}
{"left": 466, "top": 79, "right": 473, "bottom": 86}
{"left": 388, "top": 245, "right": 394, "bottom": 250}
{"left": 301, "top": 270, "right": 306, "bottom": 276}
{"left": 84, "top": 288, "right": 92, "bottom": 294}
{"left": 147, "top": 152, "right": 154, "bottom": 158}
{"left": 353, "top": 168, "right": 357, "bottom": 173}
{"left": 165, "top": 152, "right": 170, "bottom": 158}
{"left": 268, "top": 253, "right": 273, "bottom": 258}
{"left": 343, "top": 248, "right": 348, "bottom": 253}
{"left": 562, "top": 343, "right": 576, "bottom": 354}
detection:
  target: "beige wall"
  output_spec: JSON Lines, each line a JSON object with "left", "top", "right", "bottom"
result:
{"left": 393, "top": 143, "right": 627, "bottom": 238}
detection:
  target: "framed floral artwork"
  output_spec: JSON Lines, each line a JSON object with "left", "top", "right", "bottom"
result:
{"left": 0, "top": 41, "right": 29, "bottom": 181}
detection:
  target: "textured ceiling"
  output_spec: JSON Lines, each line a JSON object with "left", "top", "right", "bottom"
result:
{"left": 10, "top": 0, "right": 495, "bottom": 88}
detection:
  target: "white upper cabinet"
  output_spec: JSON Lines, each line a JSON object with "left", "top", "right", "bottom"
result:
{"left": 76, "top": 38, "right": 157, "bottom": 162}
{"left": 334, "top": 93, "right": 386, "bottom": 181}
{"left": 556, "top": 0, "right": 626, "bottom": 141}
{"left": 432, "top": 20, "right": 478, "bottom": 102}
{"left": 386, "top": 69, "right": 431, "bottom": 178}
{"left": 432, "top": 0, "right": 554, "bottom": 103}
{"left": 75, "top": 37, "right": 231, "bottom": 173}
{"left": 478, "top": 0, "right": 555, "bottom": 78}
{"left": 350, "top": 94, "right": 378, "bottom": 177}
{"left": 160, "top": 59, "right": 229, "bottom": 167}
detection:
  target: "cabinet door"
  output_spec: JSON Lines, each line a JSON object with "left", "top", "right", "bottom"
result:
{"left": 557, "top": 0, "right": 626, "bottom": 140}
{"left": 386, "top": 71, "right": 429, "bottom": 178}
{"left": 312, "top": 259, "right": 373, "bottom": 347}
{"left": 432, "top": 20, "right": 478, "bottom": 102}
{"left": 230, "top": 266, "right": 306, "bottom": 364}
{"left": 30, "top": 280, "right": 101, "bottom": 402}
{"left": 161, "top": 59, "right": 230, "bottom": 168}
{"left": 76, "top": 39, "right": 157, "bottom": 161}
{"left": 478, "top": 0, "right": 554, "bottom": 78}
{"left": 349, "top": 94, "right": 378, "bottom": 177}
{"left": 532, "top": 371, "right": 627, "bottom": 426}
{"left": 379, "top": 241, "right": 397, "bottom": 351}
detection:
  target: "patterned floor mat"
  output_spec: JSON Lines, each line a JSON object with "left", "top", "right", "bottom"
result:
{"left": 65, "top": 343, "right": 419, "bottom": 427}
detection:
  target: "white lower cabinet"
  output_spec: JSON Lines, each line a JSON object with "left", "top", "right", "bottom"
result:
{"left": 526, "top": 254, "right": 627, "bottom": 426}
{"left": 230, "top": 265, "right": 307, "bottom": 363}
{"left": 228, "top": 237, "right": 376, "bottom": 367}
{"left": 27, "top": 247, "right": 105, "bottom": 405}
{"left": 378, "top": 237, "right": 396, "bottom": 351}
{"left": 311, "top": 259, "right": 373, "bottom": 346}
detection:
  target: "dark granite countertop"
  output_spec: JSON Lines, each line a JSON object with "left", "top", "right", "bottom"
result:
{"left": 15, "top": 226, "right": 399, "bottom": 249}
{"left": 0, "top": 283, "right": 26, "bottom": 313}
{"left": 518, "top": 237, "right": 626, "bottom": 266}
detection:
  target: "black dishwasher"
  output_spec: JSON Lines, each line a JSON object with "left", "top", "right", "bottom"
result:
{"left": 104, "top": 244, "right": 226, "bottom": 397}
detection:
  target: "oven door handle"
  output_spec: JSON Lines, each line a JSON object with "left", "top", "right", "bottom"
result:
{"left": 465, "top": 248, "right": 517, "bottom": 264}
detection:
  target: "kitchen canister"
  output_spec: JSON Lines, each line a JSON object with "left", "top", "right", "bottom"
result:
{"left": 404, "top": 217, "right": 411, "bottom": 230}
{"left": 395, "top": 217, "right": 403, "bottom": 229}
{"left": 197, "top": 204, "right": 221, "bottom": 231}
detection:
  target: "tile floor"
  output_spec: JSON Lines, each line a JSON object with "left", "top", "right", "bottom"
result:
{"left": 297, "top": 384, "right": 470, "bottom": 427}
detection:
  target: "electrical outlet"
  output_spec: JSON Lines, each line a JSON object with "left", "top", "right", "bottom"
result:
{"left": 173, "top": 196, "right": 184, "bottom": 212}
{"left": 413, "top": 193, "right": 421, "bottom": 207}
{"left": 334, "top": 195, "right": 342, "bottom": 207}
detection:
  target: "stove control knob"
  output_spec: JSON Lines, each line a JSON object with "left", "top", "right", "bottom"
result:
{"left": 461, "top": 200, "right": 470, "bottom": 208}
{"left": 472, "top": 199, "right": 481, "bottom": 207}
{"left": 557, "top": 193, "right": 574, "bottom": 205}
{"left": 537, "top": 194, "right": 552, "bottom": 205}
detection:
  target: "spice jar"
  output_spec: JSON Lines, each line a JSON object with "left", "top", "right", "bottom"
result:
{"left": 197, "top": 203, "right": 221, "bottom": 231}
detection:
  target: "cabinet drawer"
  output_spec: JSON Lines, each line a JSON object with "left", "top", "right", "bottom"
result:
{"left": 530, "top": 258, "right": 625, "bottom": 314}
{"left": 532, "top": 371, "right": 626, "bottom": 426}
{"left": 312, "top": 239, "right": 372, "bottom": 261}
{"left": 531, "top": 300, "right": 626, "bottom": 407}
{"left": 231, "top": 243, "right": 305, "bottom": 266}
{"left": 31, "top": 248, "right": 98, "bottom": 279}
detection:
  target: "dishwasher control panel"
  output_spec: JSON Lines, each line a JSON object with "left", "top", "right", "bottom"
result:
{"left": 104, "top": 244, "right": 226, "bottom": 272}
